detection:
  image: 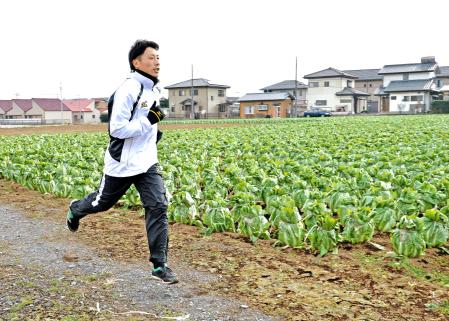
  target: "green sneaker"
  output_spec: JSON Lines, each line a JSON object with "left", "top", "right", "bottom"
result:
{"left": 66, "top": 200, "right": 79, "bottom": 232}
{"left": 151, "top": 266, "right": 179, "bottom": 284}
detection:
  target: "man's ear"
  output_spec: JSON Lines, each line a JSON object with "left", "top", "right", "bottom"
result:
{"left": 132, "top": 57, "right": 140, "bottom": 70}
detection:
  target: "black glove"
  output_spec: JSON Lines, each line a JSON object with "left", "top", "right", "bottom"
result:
{"left": 156, "top": 129, "right": 163, "bottom": 144}
{"left": 147, "top": 101, "right": 165, "bottom": 124}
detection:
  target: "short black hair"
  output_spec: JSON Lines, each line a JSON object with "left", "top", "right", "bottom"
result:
{"left": 128, "top": 40, "right": 159, "bottom": 71}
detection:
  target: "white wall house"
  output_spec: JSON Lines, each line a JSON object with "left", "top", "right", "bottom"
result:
{"left": 377, "top": 57, "right": 440, "bottom": 113}
{"left": 304, "top": 68, "right": 369, "bottom": 113}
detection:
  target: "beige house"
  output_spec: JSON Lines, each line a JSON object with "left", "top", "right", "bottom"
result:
{"left": 239, "top": 92, "right": 294, "bottom": 118}
{"left": 32, "top": 98, "right": 72, "bottom": 123}
{"left": 64, "top": 99, "right": 100, "bottom": 123}
{"left": 14, "top": 99, "right": 44, "bottom": 119}
{"left": 165, "top": 78, "right": 230, "bottom": 118}
{"left": 0, "top": 100, "right": 12, "bottom": 118}
{"left": 343, "top": 69, "right": 383, "bottom": 112}
{"left": 304, "top": 68, "right": 370, "bottom": 114}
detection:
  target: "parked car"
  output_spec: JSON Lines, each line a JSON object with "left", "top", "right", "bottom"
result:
{"left": 303, "top": 107, "right": 332, "bottom": 117}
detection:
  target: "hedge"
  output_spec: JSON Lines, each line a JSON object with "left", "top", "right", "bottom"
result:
{"left": 431, "top": 100, "right": 449, "bottom": 114}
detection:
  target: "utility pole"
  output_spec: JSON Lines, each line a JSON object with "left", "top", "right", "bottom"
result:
{"left": 60, "top": 82, "right": 63, "bottom": 124}
{"left": 190, "top": 64, "right": 194, "bottom": 119}
{"left": 294, "top": 56, "right": 298, "bottom": 117}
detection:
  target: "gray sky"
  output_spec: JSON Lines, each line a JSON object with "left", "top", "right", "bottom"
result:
{"left": 1, "top": 0, "right": 448, "bottom": 99}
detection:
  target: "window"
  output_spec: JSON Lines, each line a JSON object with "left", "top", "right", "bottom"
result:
{"left": 369, "top": 83, "right": 372, "bottom": 87}
{"left": 171, "top": 106, "right": 175, "bottom": 112}
{"left": 309, "top": 82, "right": 319, "bottom": 87}
{"left": 324, "top": 81, "right": 330, "bottom": 87}
{"left": 257, "top": 105, "right": 268, "bottom": 111}
{"left": 211, "top": 96, "right": 214, "bottom": 101}
{"left": 244, "top": 106, "right": 254, "bottom": 114}
{"left": 340, "top": 99, "right": 352, "bottom": 103}
{"left": 391, "top": 96, "right": 397, "bottom": 100}
{"left": 219, "top": 105, "right": 226, "bottom": 112}
{"left": 81, "top": 115, "right": 84, "bottom": 119}
{"left": 411, "top": 95, "right": 424, "bottom": 102}
{"left": 179, "top": 90, "right": 185, "bottom": 96}
{"left": 402, "top": 96, "right": 410, "bottom": 102}
{"left": 218, "top": 89, "right": 225, "bottom": 97}
{"left": 347, "top": 80, "right": 353, "bottom": 88}
{"left": 92, "top": 115, "right": 95, "bottom": 119}
{"left": 403, "top": 73, "right": 409, "bottom": 80}
{"left": 190, "top": 89, "right": 198, "bottom": 96}
{"left": 363, "top": 84, "right": 367, "bottom": 87}
{"left": 315, "top": 100, "right": 327, "bottom": 106}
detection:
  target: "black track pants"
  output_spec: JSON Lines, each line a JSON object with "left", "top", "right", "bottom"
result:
{"left": 70, "top": 164, "right": 169, "bottom": 265}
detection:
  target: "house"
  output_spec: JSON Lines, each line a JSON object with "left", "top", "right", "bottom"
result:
{"left": 437, "top": 66, "right": 449, "bottom": 87}
{"left": 1, "top": 99, "right": 25, "bottom": 119}
{"left": 32, "top": 98, "right": 72, "bottom": 123}
{"left": 304, "top": 67, "right": 370, "bottom": 114}
{"left": 440, "top": 85, "right": 449, "bottom": 100}
{"left": 64, "top": 99, "right": 100, "bottom": 124}
{"left": 342, "top": 69, "right": 383, "bottom": 112}
{"left": 0, "top": 100, "right": 12, "bottom": 118}
{"left": 377, "top": 56, "right": 440, "bottom": 113}
{"left": 239, "top": 92, "right": 294, "bottom": 118}
{"left": 260, "top": 80, "right": 308, "bottom": 115}
{"left": 13, "top": 99, "right": 44, "bottom": 119}
{"left": 164, "top": 78, "right": 230, "bottom": 118}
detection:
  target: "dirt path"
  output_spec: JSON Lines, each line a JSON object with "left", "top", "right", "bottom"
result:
{"left": 0, "top": 202, "right": 275, "bottom": 321}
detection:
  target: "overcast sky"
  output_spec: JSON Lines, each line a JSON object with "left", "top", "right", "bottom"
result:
{"left": 1, "top": 0, "right": 448, "bottom": 99}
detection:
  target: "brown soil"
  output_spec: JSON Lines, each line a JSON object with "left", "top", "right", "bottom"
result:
{"left": 1, "top": 124, "right": 448, "bottom": 320}
{"left": 0, "top": 122, "right": 244, "bottom": 136}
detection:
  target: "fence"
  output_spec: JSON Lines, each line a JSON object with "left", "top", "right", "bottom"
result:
{"left": 0, "top": 119, "right": 69, "bottom": 126}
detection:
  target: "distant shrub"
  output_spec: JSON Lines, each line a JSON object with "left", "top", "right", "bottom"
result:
{"left": 431, "top": 100, "right": 449, "bottom": 114}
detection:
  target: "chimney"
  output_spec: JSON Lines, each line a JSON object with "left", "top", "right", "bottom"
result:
{"left": 421, "top": 56, "right": 436, "bottom": 64}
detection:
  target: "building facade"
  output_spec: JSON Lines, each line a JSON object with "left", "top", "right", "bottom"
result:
{"left": 377, "top": 57, "right": 440, "bottom": 113}
{"left": 165, "top": 78, "right": 230, "bottom": 118}
{"left": 260, "top": 80, "right": 308, "bottom": 115}
{"left": 304, "top": 68, "right": 369, "bottom": 113}
{"left": 239, "top": 92, "right": 294, "bottom": 118}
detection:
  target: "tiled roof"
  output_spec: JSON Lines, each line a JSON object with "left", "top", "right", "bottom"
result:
{"left": 304, "top": 67, "right": 358, "bottom": 79}
{"left": 0, "top": 100, "right": 13, "bottom": 112}
{"left": 439, "top": 66, "right": 449, "bottom": 76}
{"left": 164, "top": 78, "right": 230, "bottom": 89}
{"left": 239, "top": 92, "right": 293, "bottom": 102}
{"left": 384, "top": 79, "right": 434, "bottom": 92}
{"left": 342, "top": 69, "right": 382, "bottom": 81}
{"left": 33, "top": 98, "right": 70, "bottom": 111}
{"left": 64, "top": 99, "right": 94, "bottom": 112}
{"left": 335, "top": 87, "right": 370, "bottom": 96}
{"left": 13, "top": 99, "right": 33, "bottom": 112}
{"left": 260, "top": 80, "right": 308, "bottom": 91}
{"left": 378, "top": 63, "right": 437, "bottom": 74}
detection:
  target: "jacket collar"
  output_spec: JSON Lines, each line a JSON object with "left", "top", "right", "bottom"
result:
{"left": 130, "top": 70, "right": 159, "bottom": 89}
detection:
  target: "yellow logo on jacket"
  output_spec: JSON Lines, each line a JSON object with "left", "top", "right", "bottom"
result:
{"left": 141, "top": 101, "right": 148, "bottom": 108}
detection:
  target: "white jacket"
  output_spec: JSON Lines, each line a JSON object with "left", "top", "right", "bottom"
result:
{"left": 103, "top": 72, "right": 161, "bottom": 177}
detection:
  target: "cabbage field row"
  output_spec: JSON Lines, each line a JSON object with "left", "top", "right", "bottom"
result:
{"left": 1, "top": 116, "right": 448, "bottom": 257}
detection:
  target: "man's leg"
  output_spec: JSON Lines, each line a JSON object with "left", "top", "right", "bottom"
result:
{"left": 67, "top": 174, "right": 133, "bottom": 232}
{"left": 135, "top": 164, "right": 177, "bottom": 283}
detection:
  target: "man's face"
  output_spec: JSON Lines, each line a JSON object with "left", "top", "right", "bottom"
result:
{"left": 133, "top": 47, "right": 160, "bottom": 78}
